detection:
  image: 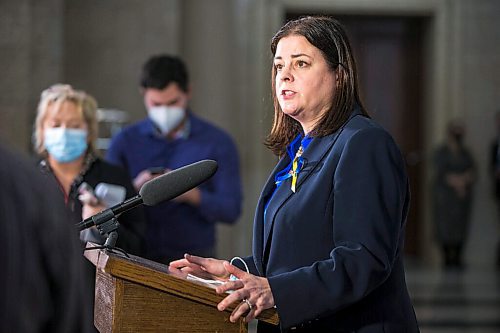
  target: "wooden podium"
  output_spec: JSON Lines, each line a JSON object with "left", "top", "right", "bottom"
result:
{"left": 84, "top": 246, "right": 279, "bottom": 332}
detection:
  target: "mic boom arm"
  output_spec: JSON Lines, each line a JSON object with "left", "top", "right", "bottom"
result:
{"left": 76, "top": 195, "right": 142, "bottom": 231}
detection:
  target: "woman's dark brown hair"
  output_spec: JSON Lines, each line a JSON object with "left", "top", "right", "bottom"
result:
{"left": 265, "top": 16, "right": 368, "bottom": 156}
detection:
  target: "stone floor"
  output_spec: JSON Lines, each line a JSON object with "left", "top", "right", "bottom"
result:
{"left": 249, "top": 264, "right": 500, "bottom": 332}
{"left": 407, "top": 265, "right": 500, "bottom": 333}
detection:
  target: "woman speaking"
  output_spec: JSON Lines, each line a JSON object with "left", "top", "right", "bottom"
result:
{"left": 171, "top": 16, "right": 419, "bottom": 333}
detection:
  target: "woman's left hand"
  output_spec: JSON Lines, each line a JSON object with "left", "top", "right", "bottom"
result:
{"left": 215, "top": 261, "right": 275, "bottom": 323}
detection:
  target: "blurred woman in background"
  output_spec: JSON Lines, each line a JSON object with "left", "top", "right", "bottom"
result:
{"left": 33, "top": 84, "right": 146, "bottom": 331}
{"left": 33, "top": 84, "right": 145, "bottom": 254}
{"left": 433, "top": 120, "right": 476, "bottom": 269}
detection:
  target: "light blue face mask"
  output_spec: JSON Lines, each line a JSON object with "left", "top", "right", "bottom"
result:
{"left": 44, "top": 127, "right": 88, "bottom": 163}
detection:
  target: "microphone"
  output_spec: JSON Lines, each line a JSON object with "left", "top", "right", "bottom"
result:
{"left": 95, "top": 183, "right": 127, "bottom": 207}
{"left": 78, "top": 182, "right": 127, "bottom": 207}
{"left": 76, "top": 159, "right": 218, "bottom": 231}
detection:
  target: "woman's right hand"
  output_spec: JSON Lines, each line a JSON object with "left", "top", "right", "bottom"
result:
{"left": 169, "top": 254, "right": 230, "bottom": 281}
{"left": 78, "top": 187, "right": 106, "bottom": 220}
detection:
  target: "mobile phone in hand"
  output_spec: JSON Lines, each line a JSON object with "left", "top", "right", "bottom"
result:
{"left": 148, "top": 167, "right": 166, "bottom": 175}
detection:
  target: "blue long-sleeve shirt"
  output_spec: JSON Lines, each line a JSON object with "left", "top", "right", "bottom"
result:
{"left": 105, "top": 112, "right": 242, "bottom": 259}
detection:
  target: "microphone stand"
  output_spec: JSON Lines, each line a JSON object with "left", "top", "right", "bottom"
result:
{"left": 82, "top": 216, "right": 129, "bottom": 258}
{"left": 97, "top": 217, "right": 120, "bottom": 248}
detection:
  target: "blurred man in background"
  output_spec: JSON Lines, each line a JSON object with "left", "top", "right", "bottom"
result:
{"left": 106, "top": 54, "right": 242, "bottom": 264}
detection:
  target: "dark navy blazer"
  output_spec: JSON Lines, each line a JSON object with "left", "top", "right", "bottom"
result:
{"left": 244, "top": 113, "right": 419, "bottom": 332}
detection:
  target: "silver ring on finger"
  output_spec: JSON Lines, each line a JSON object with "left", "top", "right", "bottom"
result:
{"left": 242, "top": 298, "right": 253, "bottom": 311}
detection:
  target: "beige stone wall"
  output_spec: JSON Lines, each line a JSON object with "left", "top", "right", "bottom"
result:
{"left": 181, "top": 1, "right": 276, "bottom": 258}
{"left": 0, "top": 0, "right": 64, "bottom": 151}
{"left": 454, "top": 0, "right": 500, "bottom": 267}
{"left": 63, "top": 0, "right": 181, "bottom": 120}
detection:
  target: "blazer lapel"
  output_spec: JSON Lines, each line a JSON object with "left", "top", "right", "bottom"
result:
{"left": 261, "top": 136, "right": 336, "bottom": 254}
{"left": 295, "top": 110, "right": 364, "bottom": 190}
{"left": 261, "top": 114, "right": 361, "bottom": 261}
{"left": 261, "top": 174, "right": 290, "bottom": 253}
{"left": 257, "top": 108, "right": 363, "bottom": 271}
{"left": 253, "top": 156, "right": 290, "bottom": 274}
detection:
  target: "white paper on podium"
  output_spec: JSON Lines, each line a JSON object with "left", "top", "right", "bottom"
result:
{"left": 186, "top": 273, "right": 225, "bottom": 287}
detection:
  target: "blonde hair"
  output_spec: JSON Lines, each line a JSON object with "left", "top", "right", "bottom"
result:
{"left": 33, "top": 84, "right": 99, "bottom": 156}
